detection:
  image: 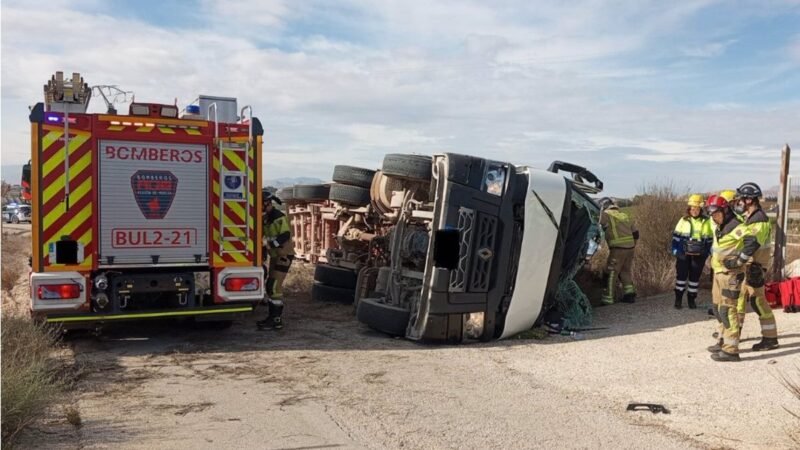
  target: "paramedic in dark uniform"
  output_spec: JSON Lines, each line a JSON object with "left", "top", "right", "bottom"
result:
{"left": 257, "top": 191, "right": 294, "bottom": 330}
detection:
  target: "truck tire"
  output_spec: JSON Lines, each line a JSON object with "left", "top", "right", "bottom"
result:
{"left": 276, "top": 187, "right": 295, "bottom": 203}
{"left": 332, "top": 165, "right": 376, "bottom": 188}
{"left": 382, "top": 154, "right": 432, "bottom": 182}
{"left": 314, "top": 264, "right": 358, "bottom": 289}
{"left": 311, "top": 282, "right": 355, "bottom": 304}
{"left": 293, "top": 184, "right": 330, "bottom": 202}
{"left": 356, "top": 298, "right": 410, "bottom": 336}
{"left": 329, "top": 183, "right": 371, "bottom": 206}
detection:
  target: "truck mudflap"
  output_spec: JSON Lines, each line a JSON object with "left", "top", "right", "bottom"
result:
{"left": 42, "top": 304, "right": 254, "bottom": 325}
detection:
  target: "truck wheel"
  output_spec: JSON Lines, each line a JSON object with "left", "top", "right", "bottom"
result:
{"left": 276, "top": 187, "right": 295, "bottom": 203}
{"left": 382, "top": 154, "right": 432, "bottom": 182}
{"left": 329, "top": 183, "right": 371, "bottom": 206}
{"left": 332, "top": 165, "right": 377, "bottom": 188}
{"left": 314, "top": 264, "right": 358, "bottom": 289}
{"left": 356, "top": 298, "right": 410, "bottom": 336}
{"left": 293, "top": 184, "right": 330, "bottom": 202}
{"left": 11, "top": 216, "right": 19, "bottom": 224}
{"left": 311, "top": 282, "right": 355, "bottom": 304}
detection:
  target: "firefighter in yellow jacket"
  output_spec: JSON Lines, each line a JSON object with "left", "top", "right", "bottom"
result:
{"left": 257, "top": 190, "right": 295, "bottom": 330}
{"left": 732, "top": 182, "right": 780, "bottom": 351}
{"left": 671, "top": 194, "right": 713, "bottom": 309}
{"left": 598, "top": 197, "right": 639, "bottom": 305}
{"left": 705, "top": 193, "right": 765, "bottom": 362}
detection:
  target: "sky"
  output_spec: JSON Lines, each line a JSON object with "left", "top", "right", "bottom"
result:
{"left": 1, "top": 0, "right": 799, "bottom": 197}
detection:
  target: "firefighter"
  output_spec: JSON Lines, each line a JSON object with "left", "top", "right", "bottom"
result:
{"left": 671, "top": 194, "right": 713, "bottom": 309}
{"left": 720, "top": 189, "right": 745, "bottom": 222}
{"left": 733, "top": 182, "right": 780, "bottom": 351}
{"left": 598, "top": 197, "right": 639, "bottom": 305}
{"left": 256, "top": 190, "right": 295, "bottom": 330}
{"left": 705, "top": 192, "right": 768, "bottom": 362}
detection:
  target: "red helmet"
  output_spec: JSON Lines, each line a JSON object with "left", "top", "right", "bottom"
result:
{"left": 705, "top": 194, "right": 728, "bottom": 214}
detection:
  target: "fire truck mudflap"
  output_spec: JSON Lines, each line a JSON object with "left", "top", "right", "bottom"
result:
{"left": 28, "top": 72, "right": 265, "bottom": 327}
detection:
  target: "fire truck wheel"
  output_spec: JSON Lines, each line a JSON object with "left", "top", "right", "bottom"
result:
{"left": 311, "top": 282, "right": 356, "bottom": 304}
{"left": 276, "top": 187, "right": 295, "bottom": 203}
{"left": 332, "top": 165, "right": 377, "bottom": 188}
{"left": 356, "top": 297, "right": 410, "bottom": 337}
{"left": 293, "top": 184, "right": 330, "bottom": 202}
{"left": 314, "top": 264, "right": 358, "bottom": 289}
{"left": 382, "top": 154, "right": 432, "bottom": 182}
{"left": 329, "top": 183, "right": 371, "bottom": 206}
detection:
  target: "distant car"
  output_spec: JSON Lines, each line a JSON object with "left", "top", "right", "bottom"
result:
{"left": 2, "top": 204, "right": 31, "bottom": 224}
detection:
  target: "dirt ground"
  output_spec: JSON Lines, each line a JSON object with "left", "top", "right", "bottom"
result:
{"left": 7, "top": 280, "right": 798, "bottom": 449}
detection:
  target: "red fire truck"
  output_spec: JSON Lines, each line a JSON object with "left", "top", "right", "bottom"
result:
{"left": 28, "top": 72, "right": 264, "bottom": 328}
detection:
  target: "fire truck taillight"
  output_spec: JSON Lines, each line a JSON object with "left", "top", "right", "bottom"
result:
{"left": 224, "top": 277, "right": 260, "bottom": 292}
{"left": 37, "top": 283, "right": 82, "bottom": 300}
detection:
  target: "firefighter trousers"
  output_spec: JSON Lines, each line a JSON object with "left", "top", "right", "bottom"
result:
{"left": 675, "top": 255, "right": 706, "bottom": 302}
{"left": 713, "top": 271, "right": 744, "bottom": 354}
{"left": 738, "top": 264, "right": 778, "bottom": 339}
{"left": 602, "top": 247, "right": 635, "bottom": 304}
{"left": 265, "top": 255, "right": 294, "bottom": 301}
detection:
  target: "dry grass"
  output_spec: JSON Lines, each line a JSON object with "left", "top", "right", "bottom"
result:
{"left": 1, "top": 315, "right": 64, "bottom": 445}
{"left": 1, "top": 231, "right": 28, "bottom": 300}
{"left": 282, "top": 262, "right": 315, "bottom": 297}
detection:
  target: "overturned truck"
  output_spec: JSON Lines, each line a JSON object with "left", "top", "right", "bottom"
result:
{"left": 322, "top": 153, "right": 603, "bottom": 343}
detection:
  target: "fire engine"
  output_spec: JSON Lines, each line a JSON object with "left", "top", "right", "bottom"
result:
{"left": 27, "top": 72, "right": 264, "bottom": 328}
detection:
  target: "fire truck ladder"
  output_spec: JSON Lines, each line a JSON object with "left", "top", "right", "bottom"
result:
{"left": 210, "top": 103, "right": 254, "bottom": 257}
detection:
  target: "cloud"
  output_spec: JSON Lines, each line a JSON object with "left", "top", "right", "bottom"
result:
{"left": 682, "top": 39, "right": 738, "bottom": 58}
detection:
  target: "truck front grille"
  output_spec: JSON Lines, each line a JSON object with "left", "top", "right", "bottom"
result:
{"left": 449, "top": 207, "right": 475, "bottom": 292}
{"left": 470, "top": 213, "right": 498, "bottom": 292}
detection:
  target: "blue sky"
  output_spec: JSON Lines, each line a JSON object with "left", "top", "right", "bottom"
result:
{"left": 2, "top": 0, "right": 799, "bottom": 196}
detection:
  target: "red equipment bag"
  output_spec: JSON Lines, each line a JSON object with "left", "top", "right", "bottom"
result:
{"left": 765, "top": 282, "right": 781, "bottom": 309}
{"left": 787, "top": 278, "right": 800, "bottom": 313}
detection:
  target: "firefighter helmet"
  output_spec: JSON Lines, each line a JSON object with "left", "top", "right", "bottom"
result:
{"left": 705, "top": 194, "right": 729, "bottom": 214}
{"left": 597, "top": 197, "right": 615, "bottom": 210}
{"left": 262, "top": 189, "right": 283, "bottom": 205}
{"left": 736, "top": 182, "right": 762, "bottom": 199}
{"left": 687, "top": 194, "right": 704, "bottom": 208}
{"left": 719, "top": 190, "right": 736, "bottom": 202}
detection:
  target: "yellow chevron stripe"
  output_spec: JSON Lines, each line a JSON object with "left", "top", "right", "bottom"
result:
{"left": 225, "top": 149, "right": 247, "bottom": 172}
{"left": 136, "top": 126, "right": 154, "bottom": 133}
{"left": 228, "top": 201, "right": 246, "bottom": 222}
{"left": 185, "top": 128, "right": 202, "bottom": 135}
{"left": 42, "top": 150, "right": 92, "bottom": 205}
{"left": 158, "top": 126, "right": 176, "bottom": 134}
{"left": 42, "top": 134, "right": 90, "bottom": 178}
{"left": 107, "top": 125, "right": 126, "bottom": 131}
{"left": 43, "top": 175, "right": 91, "bottom": 231}
{"left": 212, "top": 229, "right": 248, "bottom": 263}
{"left": 53, "top": 203, "right": 92, "bottom": 239}
{"left": 42, "top": 130, "right": 62, "bottom": 150}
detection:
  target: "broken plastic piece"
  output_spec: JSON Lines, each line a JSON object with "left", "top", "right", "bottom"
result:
{"left": 626, "top": 403, "right": 670, "bottom": 414}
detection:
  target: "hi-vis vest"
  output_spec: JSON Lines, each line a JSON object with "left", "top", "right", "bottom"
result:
{"left": 672, "top": 215, "right": 713, "bottom": 256}
{"left": 711, "top": 220, "right": 748, "bottom": 274}
{"left": 264, "top": 209, "right": 295, "bottom": 259}
{"left": 603, "top": 208, "right": 635, "bottom": 249}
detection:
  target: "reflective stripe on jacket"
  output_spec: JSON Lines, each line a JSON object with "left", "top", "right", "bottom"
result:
{"left": 743, "top": 208, "right": 772, "bottom": 266}
{"left": 710, "top": 216, "right": 748, "bottom": 274}
{"left": 264, "top": 209, "right": 295, "bottom": 259}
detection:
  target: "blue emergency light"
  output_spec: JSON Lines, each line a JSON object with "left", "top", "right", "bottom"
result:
{"left": 186, "top": 104, "right": 200, "bottom": 115}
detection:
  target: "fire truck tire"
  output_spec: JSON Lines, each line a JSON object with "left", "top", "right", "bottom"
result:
{"left": 329, "top": 183, "right": 371, "bottom": 206}
{"left": 314, "top": 264, "right": 358, "bottom": 289}
{"left": 356, "top": 297, "right": 410, "bottom": 336}
{"left": 293, "top": 184, "right": 330, "bottom": 202}
{"left": 276, "top": 187, "right": 295, "bottom": 203}
{"left": 332, "top": 165, "right": 377, "bottom": 188}
{"left": 311, "top": 282, "right": 355, "bottom": 304}
{"left": 381, "top": 154, "right": 432, "bottom": 182}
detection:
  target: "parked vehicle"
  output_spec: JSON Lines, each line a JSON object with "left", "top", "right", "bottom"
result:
{"left": 3, "top": 203, "right": 32, "bottom": 224}
{"left": 27, "top": 71, "right": 264, "bottom": 328}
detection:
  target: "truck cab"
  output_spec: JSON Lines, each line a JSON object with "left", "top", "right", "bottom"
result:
{"left": 354, "top": 153, "right": 603, "bottom": 342}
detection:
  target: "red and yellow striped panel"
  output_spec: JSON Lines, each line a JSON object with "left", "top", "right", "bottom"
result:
{"left": 103, "top": 124, "right": 204, "bottom": 136}
{"left": 211, "top": 140, "right": 257, "bottom": 266}
{"left": 40, "top": 125, "right": 94, "bottom": 271}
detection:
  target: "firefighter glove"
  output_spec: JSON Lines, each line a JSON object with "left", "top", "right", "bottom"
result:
{"left": 268, "top": 239, "right": 280, "bottom": 249}
{"left": 723, "top": 258, "right": 743, "bottom": 270}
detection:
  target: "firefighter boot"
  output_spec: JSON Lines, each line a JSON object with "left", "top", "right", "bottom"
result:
{"left": 674, "top": 289, "right": 683, "bottom": 309}
{"left": 257, "top": 299, "right": 284, "bottom": 330}
{"left": 687, "top": 293, "right": 697, "bottom": 310}
{"left": 707, "top": 338, "right": 723, "bottom": 353}
{"left": 751, "top": 337, "right": 780, "bottom": 352}
{"left": 710, "top": 350, "right": 741, "bottom": 362}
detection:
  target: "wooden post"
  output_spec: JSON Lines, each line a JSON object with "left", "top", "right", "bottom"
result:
{"left": 773, "top": 144, "right": 791, "bottom": 280}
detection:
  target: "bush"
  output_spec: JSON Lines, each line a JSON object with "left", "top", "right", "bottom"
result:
{"left": 588, "top": 182, "right": 690, "bottom": 297}
{"left": 1, "top": 315, "right": 63, "bottom": 445}
{"left": 1, "top": 232, "right": 27, "bottom": 297}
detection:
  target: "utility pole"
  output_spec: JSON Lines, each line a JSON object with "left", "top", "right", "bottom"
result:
{"left": 773, "top": 144, "right": 791, "bottom": 280}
